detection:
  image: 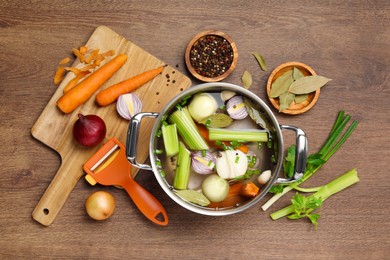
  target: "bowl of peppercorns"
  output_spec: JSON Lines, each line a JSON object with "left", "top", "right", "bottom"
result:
{"left": 185, "top": 30, "right": 238, "bottom": 82}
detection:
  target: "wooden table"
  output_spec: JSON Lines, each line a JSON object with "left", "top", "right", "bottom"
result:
{"left": 1, "top": 1, "right": 389, "bottom": 259}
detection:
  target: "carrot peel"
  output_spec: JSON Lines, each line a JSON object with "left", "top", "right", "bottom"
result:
{"left": 56, "top": 53, "right": 128, "bottom": 113}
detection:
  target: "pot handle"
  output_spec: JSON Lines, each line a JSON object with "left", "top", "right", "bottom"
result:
{"left": 126, "top": 112, "right": 159, "bottom": 171}
{"left": 276, "top": 125, "right": 308, "bottom": 184}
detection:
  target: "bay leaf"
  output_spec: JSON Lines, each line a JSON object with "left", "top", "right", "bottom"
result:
{"left": 279, "top": 92, "right": 295, "bottom": 112}
{"left": 175, "top": 189, "right": 210, "bottom": 206}
{"left": 243, "top": 97, "right": 271, "bottom": 129}
{"left": 289, "top": 75, "right": 331, "bottom": 94}
{"left": 252, "top": 52, "right": 267, "bottom": 71}
{"left": 294, "top": 94, "right": 309, "bottom": 104}
{"left": 292, "top": 67, "right": 305, "bottom": 81}
{"left": 200, "top": 113, "right": 233, "bottom": 128}
{"left": 241, "top": 69, "right": 252, "bottom": 89}
{"left": 269, "top": 70, "right": 294, "bottom": 98}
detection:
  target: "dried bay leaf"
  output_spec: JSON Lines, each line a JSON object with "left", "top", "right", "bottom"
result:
{"left": 175, "top": 190, "right": 210, "bottom": 206}
{"left": 241, "top": 69, "right": 252, "bottom": 89}
{"left": 294, "top": 94, "right": 309, "bottom": 104}
{"left": 292, "top": 67, "right": 305, "bottom": 81}
{"left": 269, "top": 69, "right": 294, "bottom": 98}
{"left": 289, "top": 75, "right": 331, "bottom": 94}
{"left": 243, "top": 97, "right": 271, "bottom": 129}
{"left": 252, "top": 52, "right": 267, "bottom": 71}
{"left": 200, "top": 113, "right": 233, "bottom": 128}
{"left": 279, "top": 92, "right": 295, "bottom": 111}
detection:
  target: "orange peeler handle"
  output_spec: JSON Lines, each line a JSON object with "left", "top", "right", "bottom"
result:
{"left": 123, "top": 177, "right": 168, "bottom": 226}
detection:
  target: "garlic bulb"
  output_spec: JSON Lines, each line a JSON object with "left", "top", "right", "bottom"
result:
{"left": 116, "top": 93, "right": 142, "bottom": 120}
{"left": 226, "top": 96, "right": 248, "bottom": 120}
{"left": 191, "top": 151, "right": 216, "bottom": 175}
{"left": 216, "top": 150, "right": 248, "bottom": 179}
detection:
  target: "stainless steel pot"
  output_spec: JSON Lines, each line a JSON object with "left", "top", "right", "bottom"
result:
{"left": 126, "top": 82, "right": 308, "bottom": 216}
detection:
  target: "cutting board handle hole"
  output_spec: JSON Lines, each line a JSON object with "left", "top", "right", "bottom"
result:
{"left": 43, "top": 208, "right": 49, "bottom": 215}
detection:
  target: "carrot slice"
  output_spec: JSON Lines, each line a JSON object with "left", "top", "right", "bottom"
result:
{"left": 56, "top": 53, "right": 128, "bottom": 113}
{"left": 96, "top": 65, "right": 164, "bottom": 106}
{"left": 63, "top": 70, "right": 91, "bottom": 93}
{"left": 239, "top": 182, "right": 259, "bottom": 197}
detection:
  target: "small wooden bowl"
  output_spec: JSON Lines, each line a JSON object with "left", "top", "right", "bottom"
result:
{"left": 266, "top": 62, "right": 320, "bottom": 115}
{"left": 185, "top": 30, "right": 238, "bottom": 82}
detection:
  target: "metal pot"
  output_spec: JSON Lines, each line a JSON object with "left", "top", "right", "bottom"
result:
{"left": 126, "top": 82, "right": 308, "bottom": 216}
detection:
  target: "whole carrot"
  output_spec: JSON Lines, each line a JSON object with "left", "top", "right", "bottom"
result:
{"left": 96, "top": 65, "right": 165, "bottom": 106}
{"left": 57, "top": 53, "right": 127, "bottom": 113}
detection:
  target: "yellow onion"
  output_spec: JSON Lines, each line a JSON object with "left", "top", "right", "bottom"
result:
{"left": 85, "top": 191, "right": 116, "bottom": 221}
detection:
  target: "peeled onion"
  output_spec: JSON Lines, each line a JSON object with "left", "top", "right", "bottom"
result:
{"left": 226, "top": 96, "right": 248, "bottom": 120}
{"left": 73, "top": 113, "right": 106, "bottom": 147}
{"left": 191, "top": 151, "right": 216, "bottom": 175}
{"left": 188, "top": 93, "right": 218, "bottom": 123}
{"left": 202, "top": 174, "right": 229, "bottom": 202}
{"left": 116, "top": 93, "right": 142, "bottom": 120}
{"left": 216, "top": 150, "right": 248, "bottom": 179}
{"left": 85, "top": 191, "right": 116, "bottom": 221}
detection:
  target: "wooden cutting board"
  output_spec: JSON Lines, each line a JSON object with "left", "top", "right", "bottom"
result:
{"left": 31, "top": 26, "right": 192, "bottom": 226}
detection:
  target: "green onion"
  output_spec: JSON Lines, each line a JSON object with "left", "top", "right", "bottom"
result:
{"left": 208, "top": 128, "right": 268, "bottom": 142}
{"left": 155, "top": 149, "right": 163, "bottom": 155}
{"left": 173, "top": 142, "right": 192, "bottom": 190}
{"left": 161, "top": 123, "right": 179, "bottom": 157}
{"left": 169, "top": 107, "right": 209, "bottom": 150}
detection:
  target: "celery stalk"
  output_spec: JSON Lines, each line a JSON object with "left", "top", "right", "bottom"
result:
{"left": 270, "top": 168, "right": 359, "bottom": 220}
{"left": 173, "top": 142, "right": 192, "bottom": 190}
{"left": 161, "top": 123, "right": 179, "bottom": 157}
{"left": 169, "top": 107, "right": 209, "bottom": 150}
{"left": 208, "top": 128, "right": 269, "bottom": 142}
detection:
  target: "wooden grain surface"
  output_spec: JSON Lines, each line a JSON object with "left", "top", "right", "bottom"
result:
{"left": 1, "top": 0, "right": 389, "bottom": 259}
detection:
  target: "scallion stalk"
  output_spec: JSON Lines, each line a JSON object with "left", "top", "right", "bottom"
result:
{"left": 173, "top": 142, "right": 192, "bottom": 190}
{"left": 208, "top": 128, "right": 268, "bottom": 142}
{"left": 161, "top": 123, "right": 179, "bottom": 157}
{"left": 169, "top": 107, "right": 209, "bottom": 150}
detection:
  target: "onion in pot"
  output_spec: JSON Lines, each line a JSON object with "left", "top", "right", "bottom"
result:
{"left": 85, "top": 191, "right": 116, "bottom": 221}
{"left": 188, "top": 93, "right": 218, "bottom": 123}
{"left": 191, "top": 151, "right": 216, "bottom": 175}
{"left": 216, "top": 150, "right": 248, "bottom": 179}
{"left": 226, "top": 96, "right": 248, "bottom": 120}
{"left": 202, "top": 174, "right": 229, "bottom": 202}
{"left": 73, "top": 113, "right": 106, "bottom": 147}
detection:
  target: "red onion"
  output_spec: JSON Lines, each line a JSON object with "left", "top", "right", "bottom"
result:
{"left": 191, "top": 151, "right": 216, "bottom": 175}
{"left": 73, "top": 113, "right": 106, "bottom": 147}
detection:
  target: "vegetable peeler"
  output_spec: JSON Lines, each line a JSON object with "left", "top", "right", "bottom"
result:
{"left": 83, "top": 138, "right": 168, "bottom": 226}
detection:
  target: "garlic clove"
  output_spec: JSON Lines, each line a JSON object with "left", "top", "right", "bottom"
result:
{"left": 116, "top": 93, "right": 142, "bottom": 120}
{"left": 216, "top": 150, "right": 248, "bottom": 179}
{"left": 226, "top": 96, "right": 248, "bottom": 120}
{"left": 257, "top": 170, "right": 271, "bottom": 185}
{"left": 191, "top": 151, "right": 216, "bottom": 175}
{"left": 220, "top": 90, "right": 236, "bottom": 101}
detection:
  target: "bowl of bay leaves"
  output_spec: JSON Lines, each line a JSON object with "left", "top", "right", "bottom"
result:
{"left": 266, "top": 62, "right": 331, "bottom": 115}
